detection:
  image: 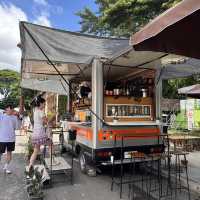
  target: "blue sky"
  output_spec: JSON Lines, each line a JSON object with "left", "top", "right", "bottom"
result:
{"left": 4, "top": 0, "right": 98, "bottom": 31}
{"left": 0, "top": 0, "right": 98, "bottom": 71}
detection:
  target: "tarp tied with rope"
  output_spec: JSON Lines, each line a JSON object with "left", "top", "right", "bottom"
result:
{"left": 20, "top": 21, "right": 129, "bottom": 79}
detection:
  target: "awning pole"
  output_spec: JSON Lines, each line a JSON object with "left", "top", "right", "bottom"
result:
{"left": 156, "top": 66, "right": 165, "bottom": 85}
{"left": 23, "top": 24, "right": 106, "bottom": 125}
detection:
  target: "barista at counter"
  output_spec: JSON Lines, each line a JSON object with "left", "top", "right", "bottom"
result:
{"left": 79, "top": 81, "right": 91, "bottom": 99}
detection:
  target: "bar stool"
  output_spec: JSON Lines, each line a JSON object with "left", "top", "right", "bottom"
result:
{"left": 173, "top": 151, "right": 191, "bottom": 200}
{"left": 144, "top": 153, "right": 163, "bottom": 200}
{"left": 128, "top": 152, "right": 147, "bottom": 200}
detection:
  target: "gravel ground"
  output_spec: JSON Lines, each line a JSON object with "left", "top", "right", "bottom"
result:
{"left": 0, "top": 135, "right": 200, "bottom": 200}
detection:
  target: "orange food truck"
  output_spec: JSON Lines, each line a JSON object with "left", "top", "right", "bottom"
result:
{"left": 20, "top": 22, "right": 167, "bottom": 173}
{"left": 65, "top": 60, "right": 164, "bottom": 172}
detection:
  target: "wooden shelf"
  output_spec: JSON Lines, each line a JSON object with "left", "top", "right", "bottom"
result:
{"left": 104, "top": 96, "right": 154, "bottom": 122}
{"left": 73, "top": 104, "right": 91, "bottom": 108}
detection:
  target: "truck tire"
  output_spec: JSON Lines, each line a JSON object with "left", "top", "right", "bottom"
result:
{"left": 59, "top": 133, "right": 66, "bottom": 153}
{"left": 79, "top": 151, "right": 87, "bottom": 174}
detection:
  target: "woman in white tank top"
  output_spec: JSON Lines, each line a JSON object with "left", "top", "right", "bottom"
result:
{"left": 27, "top": 96, "right": 52, "bottom": 171}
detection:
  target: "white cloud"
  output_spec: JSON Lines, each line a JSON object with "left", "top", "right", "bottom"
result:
{"left": 33, "top": 13, "right": 52, "bottom": 27}
{"left": 0, "top": 3, "right": 27, "bottom": 71}
{"left": 32, "top": 0, "right": 52, "bottom": 27}
{"left": 33, "top": 0, "right": 48, "bottom": 6}
{"left": 0, "top": 1, "right": 56, "bottom": 71}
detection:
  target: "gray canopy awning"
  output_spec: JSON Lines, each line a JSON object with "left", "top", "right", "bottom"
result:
{"left": 20, "top": 22, "right": 129, "bottom": 64}
{"left": 20, "top": 22, "right": 200, "bottom": 85}
{"left": 160, "top": 57, "right": 200, "bottom": 79}
{"left": 20, "top": 21, "right": 130, "bottom": 79}
{"left": 20, "top": 22, "right": 169, "bottom": 81}
{"left": 21, "top": 78, "right": 69, "bottom": 95}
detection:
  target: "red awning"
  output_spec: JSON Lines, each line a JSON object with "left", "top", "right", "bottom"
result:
{"left": 131, "top": 0, "right": 200, "bottom": 59}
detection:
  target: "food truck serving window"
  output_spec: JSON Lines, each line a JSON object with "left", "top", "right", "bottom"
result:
{"left": 106, "top": 104, "right": 151, "bottom": 118}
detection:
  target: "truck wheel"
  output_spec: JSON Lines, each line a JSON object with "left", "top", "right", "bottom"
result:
{"left": 59, "top": 133, "right": 66, "bottom": 153}
{"left": 79, "top": 151, "right": 87, "bottom": 174}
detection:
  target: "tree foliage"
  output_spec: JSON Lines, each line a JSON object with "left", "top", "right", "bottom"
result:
{"left": 77, "top": 0, "right": 182, "bottom": 37}
{"left": 0, "top": 69, "right": 35, "bottom": 110}
{"left": 163, "top": 76, "right": 199, "bottom": 99}
{"left": 0, "top": 69, "right": 20, "bottom": 99}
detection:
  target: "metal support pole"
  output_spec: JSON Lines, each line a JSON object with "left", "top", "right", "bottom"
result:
{"left": 71, "top": 141, "right": 74, "bottom": 185}
{"left": 120, "top": 136, "right": 124, "bottom": 199}
{"left": 56, "top": 94, "right": 59, "bottom": 123}
{"left": 50, "top": 139, "right": 53, "bottom": 186}
{"left": 111, "top": 135, "right": 117, "bottom": 191}
{"left": 156, "top": 78, "right": 162, "bottom": 120}
{"left": 92, "top": 58, "right": 103, "bottom": 149}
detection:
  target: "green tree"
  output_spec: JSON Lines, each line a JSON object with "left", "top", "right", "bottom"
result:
{"left": 77, "top": 0, "right": 182, "bottom": 37}
{"left": 162, "top": 76, "right": 199, "bottom": 99}
{"left": 0, "top": 69, "right": 20, "bottom": 108}
{"left": 0, "top": 69, "right": 35, "bottom": 110}
{"left": 58, "top": 95, "right": 68, "bottom": 117}
{"left": 0, "top": 69, "right": 20, "bottom": 99}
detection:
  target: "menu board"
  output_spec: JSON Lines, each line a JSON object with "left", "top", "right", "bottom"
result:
{"left": 106, "top": 104, "right": 151, "bottom": 118}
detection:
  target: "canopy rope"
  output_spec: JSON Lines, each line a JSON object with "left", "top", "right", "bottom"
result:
{"left": 23, "top": 23, "right": 106, "bottom": 125}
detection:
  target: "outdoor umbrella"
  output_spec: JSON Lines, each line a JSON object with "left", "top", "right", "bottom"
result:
{"left": 130, "top": 0, "right": 200, "bottom": 59}
{"left": 178, "top": 84, "right": 200, "bottom": 95}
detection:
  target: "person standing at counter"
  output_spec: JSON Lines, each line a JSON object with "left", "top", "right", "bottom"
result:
{"left": 27, "top": 96, "right": 55, "bottom": 172}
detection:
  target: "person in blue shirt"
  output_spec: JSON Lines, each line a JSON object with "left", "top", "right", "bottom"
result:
{"left": 0, "top": 104, "right": 22, "bottom": 174}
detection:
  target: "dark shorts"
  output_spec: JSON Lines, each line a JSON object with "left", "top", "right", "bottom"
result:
{"left": 0, "top": 142, "right": 15, "bottom": 153}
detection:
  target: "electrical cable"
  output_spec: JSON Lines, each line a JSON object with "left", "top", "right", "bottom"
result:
{"left": 23, "top": 24, "right": 106, "bottom": 125}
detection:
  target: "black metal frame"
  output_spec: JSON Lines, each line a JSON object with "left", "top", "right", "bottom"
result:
{"left": 173, "top": 151, "right": 191, "bottom": 200}
{"left": 44, "top": 126, "right": 75, "bottom": 185}
{"left": 110, "top": 133, "right": 173, "bottom": 200}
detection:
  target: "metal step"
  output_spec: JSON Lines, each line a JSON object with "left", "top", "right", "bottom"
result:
{"left": 44, "top": 156, "right": 72, "bottom": 172}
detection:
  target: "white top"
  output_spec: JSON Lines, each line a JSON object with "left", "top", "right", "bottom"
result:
{"left": 33, "top": 108, "right": 46, "bottom": 137}
{"left": 0, "top": 113, "right": 21, "bottom": 142}
{"left": 22, "top": 116, "right": 31, "bottom": 127}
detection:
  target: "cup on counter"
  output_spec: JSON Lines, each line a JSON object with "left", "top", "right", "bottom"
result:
{"left": 156, "top": 119, "right": 160, "bottom": 124}
{"left": 113, "top": 89, "right": 120, "bottom": 95}
{"left": 113, "top": 117, "right": 118, "bottom": 123}
{"left": 141, "top": 89, "right": 148, "bottom": 98}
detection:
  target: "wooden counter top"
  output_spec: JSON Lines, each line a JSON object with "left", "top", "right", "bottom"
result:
{"left": 106, "top": 121, "right": 159, "bottom": 126}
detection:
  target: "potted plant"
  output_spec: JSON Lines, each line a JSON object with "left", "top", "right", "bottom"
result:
{"left": 25, "top": 137, "right": 34, "bottom": 161}
{"left": 25, "top": 167, "right": 44, "bottom": 200}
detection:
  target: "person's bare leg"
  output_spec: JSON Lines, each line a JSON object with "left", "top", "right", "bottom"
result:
{"left": 6, "top": 151, "right": 12, "bottom": 163}
{"left": 3, "top": 151, "right": 12, "bottom": 174}
{"left": 24, "top": 127, "right": 28, "bottom": 135}
{"left": 28, "top": 145, "right": 40, "bottom": 170}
